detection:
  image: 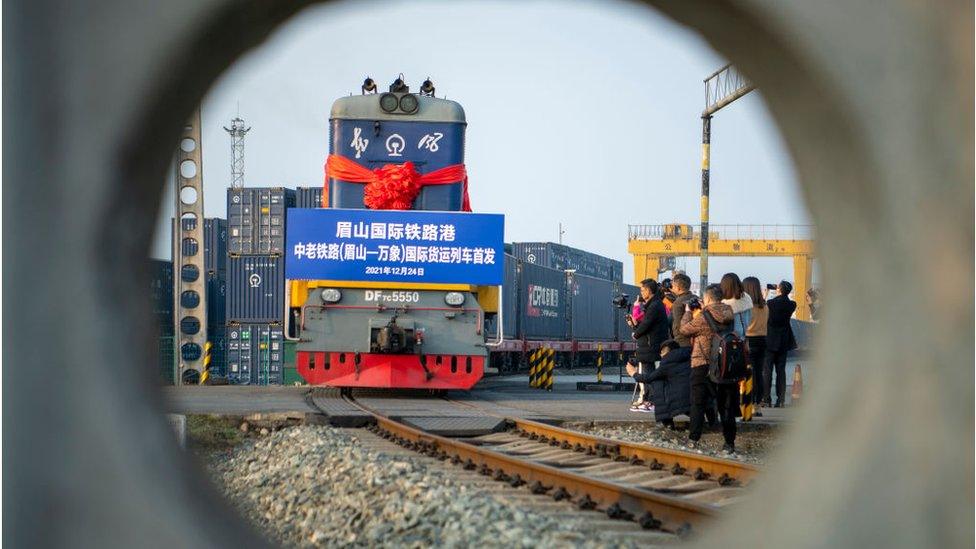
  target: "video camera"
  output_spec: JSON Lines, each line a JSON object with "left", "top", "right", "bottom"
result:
{"left": 611, "top": 293, "right": 631, "bottom": 309}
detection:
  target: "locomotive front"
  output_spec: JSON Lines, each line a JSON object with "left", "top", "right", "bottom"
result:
{"left": 290, "top": 77, "right": 498, "bottom": 390}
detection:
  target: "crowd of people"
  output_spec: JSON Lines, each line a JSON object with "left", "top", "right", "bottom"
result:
{"left": 623, "top": 272, "right": 798, "bottom": 455}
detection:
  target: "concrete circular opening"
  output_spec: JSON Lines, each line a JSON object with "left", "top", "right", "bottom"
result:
{"left": 179, "top": 159, "right": 198, "bottom": 179}
{"left": 179, "top": 185, "right": 198, "bottom": 205}
{"left": 5, "top": 1, "right": 970, "bottom": 548}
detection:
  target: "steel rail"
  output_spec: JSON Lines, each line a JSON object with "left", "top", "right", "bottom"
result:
{"left": 511, "top": 417, "right": 760, "bottom": 484}
{"left": 445, "top": 398, "right": 759, "bottom": 484}
{"left": 340, "top": 396, "right": 718, "bottom": 533}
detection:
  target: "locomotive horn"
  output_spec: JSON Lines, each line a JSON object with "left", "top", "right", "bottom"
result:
{"left": 362, "top": 77, "right": 377, "bottom": 94}
{"left": 389, "top": 74, "right": 409, "bottom": 93}
{"left": 420, "top": 78, "right": 435, "bottom": 97}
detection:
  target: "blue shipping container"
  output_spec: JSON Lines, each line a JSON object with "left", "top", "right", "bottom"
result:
{"left": 204, "top": 218, "right": 227, "bottom": 273}
{"left": 486, "top": 253, "right": 519, "bottom": 339}
{"left": 227, "top": 187, "right": 296, "bottom": 255}
{"left": 512, "top": 242, "right": 623, "bottom": 282}
{"left": 518, "top": 261, "right": 568, "bottom": 340}
{"left": 225, "top": 324, "right": 284, "bottom": 385}
{"left": 615, "top": 283, "right": 641, "bottom": 341}
{"left": 569, "top": 273, "right": 616, "bottom": 341}
{"left": 150, "top": 259, "right": 174, "bottom": 336}
{"left": 226, "top": 255, "right": 285, "bottom": 323}
{"left": 206, "top": 271, "right": 226, "bottom": 331}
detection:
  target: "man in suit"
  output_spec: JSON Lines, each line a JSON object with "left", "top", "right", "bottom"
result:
{"left": 764, "top": 280, "right": 798, "bottom": 407}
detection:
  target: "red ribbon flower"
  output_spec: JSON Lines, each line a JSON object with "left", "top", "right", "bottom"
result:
{"left": 324, "top": 154, "right": 471, "bottom": 211}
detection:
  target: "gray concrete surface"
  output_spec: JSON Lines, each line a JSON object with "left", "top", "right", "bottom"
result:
{"left": 5, "top": 0, "right": 971, "bottom": 547}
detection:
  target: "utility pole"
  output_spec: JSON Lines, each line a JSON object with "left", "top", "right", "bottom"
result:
{"left": 699, "top": 64, "right": 754, "bottom": 294}
{"left": 223, "top": 114, "right": 250, "bottom": 189}
{"left": 174, "top": 108, "right": 207, "bottom": 385}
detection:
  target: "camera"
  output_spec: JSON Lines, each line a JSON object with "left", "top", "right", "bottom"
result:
{"left": 766, "top": 283, "right": 777, "bottom": 290}
{"left": 686, "top": 297, "right": 702, "bottom": 310}
{"left": 612, "top": 293, "right": 631, "bottom": 309}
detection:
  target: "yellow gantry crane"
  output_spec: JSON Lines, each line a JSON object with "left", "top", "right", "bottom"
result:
{"left": 628, "top": 223, "right": 816, "bottom": 321}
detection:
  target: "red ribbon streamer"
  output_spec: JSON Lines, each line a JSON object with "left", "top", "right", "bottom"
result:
{"left": 323, "top": 154, "right": 471, "bottom": 211}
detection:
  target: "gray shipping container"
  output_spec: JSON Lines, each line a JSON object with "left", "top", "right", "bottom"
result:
{"left": 171, "top": 217, "right": 227, "bottom": 273}
{"left": 615, "top": 283, "right": 641, "bottom": 341}
{"left": 486, "top": 253, "right": 519, "bottom": 339}
{"left": 227, "top": 187, "right": 296, "bottom": 255}
{"left": 568, "top": 273, "right": 616, "bottom": 341}
{"left": 204, "top": 218, "right": 227, "bottom": 272}
{"left": 226, "top": 255, "right": 285, "bottom": 323}
{"left": 150, "top": 259, "right": 174, "bottom": 336}
{"left": 296, "top": 186, "right": 324, "bottom": 209}
{"left": 512, "top": 242, "right": 623, "bottom": 282}
{"left": 225, "top": 324, "right": 284, "bottom": 385}
{"left": 518, "top": 261, "right": 568, "bottom": 340}
{"left": 206, "top": 271, "right": 226, "bottom": 330}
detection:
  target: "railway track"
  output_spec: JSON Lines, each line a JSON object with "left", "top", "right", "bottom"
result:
{"left": 313, "top": 391, "right": 761, "bottom": 537}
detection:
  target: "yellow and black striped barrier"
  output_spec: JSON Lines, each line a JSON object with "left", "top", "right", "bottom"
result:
{"left": 528, "top": 349, "right": 541, "bottom": 388}
{"left": 199, "top": 341, "right": 212, "bottom": 385}
{"left": 542, "top": 347, "right": 555, "bottom": 392}
{"left": 596, "top": 343, "right": 604, "bottom": 383}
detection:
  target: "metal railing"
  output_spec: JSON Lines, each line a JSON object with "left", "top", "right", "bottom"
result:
{"left": 628, "top": 224, "right": 816, "bottom": 241}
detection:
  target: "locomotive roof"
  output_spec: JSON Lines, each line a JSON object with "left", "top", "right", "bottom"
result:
{"left": 330, "top": 94, "right": 466, "bottom": 124}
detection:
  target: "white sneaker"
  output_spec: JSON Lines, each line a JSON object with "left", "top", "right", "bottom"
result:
{"left": 636, "top": 403, "right": 655, "bottom": 413}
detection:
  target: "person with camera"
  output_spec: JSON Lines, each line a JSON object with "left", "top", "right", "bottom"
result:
{"left": 626, "top": 279, "right": 669, "bottom": 412}
{"left": 669, "top": 273, "right": 695, "bottom": 347}
{"left": 764, "top": 280, "right": 798, "bottom": 408}
{"left": 679, "top": 284, "right": 737, "bottom": 453}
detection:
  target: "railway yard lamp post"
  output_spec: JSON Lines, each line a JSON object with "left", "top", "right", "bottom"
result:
{"left": 698, "top": 64, "right": 754, "bottom": 293}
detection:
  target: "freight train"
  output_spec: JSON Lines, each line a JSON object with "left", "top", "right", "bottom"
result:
{"left": 486, "top": 254, "right": 638, "bottom": 373}
{"left": 288, "top": 77, "right": 497, "bottom": 390}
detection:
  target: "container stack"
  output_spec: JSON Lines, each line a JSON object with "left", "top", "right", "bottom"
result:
{"left": 511, "top": 242, "right": 624, "bottom": 282}
{"left": 149, "top": 259, "right": 175, "bottom": 383}
{"left": 225, "top": 187, "right": 294, "bottom": 385}
{"left": 204, "top": 218, "right": 227, "bottom": 377}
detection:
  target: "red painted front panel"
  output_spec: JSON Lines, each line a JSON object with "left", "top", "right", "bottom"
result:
{"left": 297, "top": 351, "right": 484, "bottom": 390}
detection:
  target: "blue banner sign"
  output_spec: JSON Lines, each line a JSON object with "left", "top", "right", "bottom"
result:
{"left": 285, "top": 208, "right": 505, "bottom": 285}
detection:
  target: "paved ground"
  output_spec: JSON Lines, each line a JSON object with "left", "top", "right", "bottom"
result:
{"left": 162, "top": 361, "right": 805, "bottom": 425}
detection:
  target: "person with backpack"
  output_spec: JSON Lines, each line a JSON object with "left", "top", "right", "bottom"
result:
{"left": 720, "top": 273, "right": 754, "bottom": 419}
{"left": 679, "top": 284, "right": 740, "bottom": 454}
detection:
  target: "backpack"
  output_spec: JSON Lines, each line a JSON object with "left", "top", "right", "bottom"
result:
{"left": 702, "top": 310, "right": 749, "bottom": 384}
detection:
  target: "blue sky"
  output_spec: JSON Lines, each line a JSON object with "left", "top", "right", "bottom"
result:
{"left": 153, "top": 0, "right": 812, "bottom": 285}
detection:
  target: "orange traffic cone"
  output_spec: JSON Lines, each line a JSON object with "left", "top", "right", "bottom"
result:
{"left": 790, "top": 364, "right": 803, "bottom": 404}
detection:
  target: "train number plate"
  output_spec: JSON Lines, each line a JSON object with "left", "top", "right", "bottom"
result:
{"left": 364, "top": 290, "right": 421, "bottom": 303}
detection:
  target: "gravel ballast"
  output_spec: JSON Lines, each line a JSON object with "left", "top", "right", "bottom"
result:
{"left": 208, "top": 425, "right": 642, "bottom": 548}
{"left": 562, "top": 420, "right": 779, "bottom": 465}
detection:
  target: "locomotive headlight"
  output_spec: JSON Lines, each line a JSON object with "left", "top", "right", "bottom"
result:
{"left": 379, "top": 92, "right": 399, "bottom": 113}
{"left": 398, "top": 93, "right": 419, "bottom": 114}
{"left": 444, "top": 292, "right": 465, "bottom": 306}
{"left": 321, "top": 288, "right": 342, "bottom": 303}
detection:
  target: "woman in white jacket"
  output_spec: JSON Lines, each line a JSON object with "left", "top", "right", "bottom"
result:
{"left": 720, "top": 273, "right": 753, "bottom": 338}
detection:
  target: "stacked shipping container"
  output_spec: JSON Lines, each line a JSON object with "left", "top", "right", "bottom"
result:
{"left": 511, "top": 242, "right": 623, "bottom": 282}
{"left": 225, "top": 188, "right": 294, "bottom": 385}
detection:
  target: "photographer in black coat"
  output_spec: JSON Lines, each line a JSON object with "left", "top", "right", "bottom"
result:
{"left": 764, "top": 280, "right": 798, "bottom": 407}
{"left": 630, "top": 279, "right": 669, "bottom": 365}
